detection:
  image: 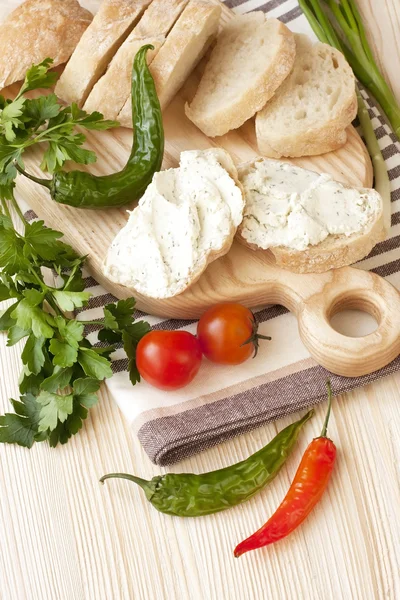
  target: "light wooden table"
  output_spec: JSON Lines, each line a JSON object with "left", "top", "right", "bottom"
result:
{"left": 1, "top": 2, "right": 400, "bottom": 599}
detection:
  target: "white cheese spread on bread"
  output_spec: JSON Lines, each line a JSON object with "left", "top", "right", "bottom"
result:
{"left": 104, "top": 149, "right": 244, "bottom": 299}
{"left": 238, "top": 159, "right": 382, "bottom": 251}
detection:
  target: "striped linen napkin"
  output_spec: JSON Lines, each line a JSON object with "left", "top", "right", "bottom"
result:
{"left": 19, "top": 0, "right": 400, "bottom": 464}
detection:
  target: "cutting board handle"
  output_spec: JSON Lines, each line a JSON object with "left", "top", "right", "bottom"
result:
{"left": 296, "top": 267, "right": 400, "bottom": 377}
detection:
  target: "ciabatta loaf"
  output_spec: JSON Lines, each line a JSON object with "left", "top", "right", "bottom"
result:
{"left": 256, "top": 34, "right": 357, "bottom": 158}
{"left": 118, "top": 1, "right": 221, "bottom": 127}
{"left": 237, "top": 158, "right": 384, "bottom": 274}
{"left": 84, "top": 0, "right": 189, "bottom": 119}
{"left": 55, "top": 0, "right": 152, "bottom": 107}
{"left": 185, "top": 13, "right": 295, "bottom": 137}
{"left": 0, "top": 0, "right": 92, "bottom": 90}
{"left": 104, "top": 149, "right": 244, "bottom": 299}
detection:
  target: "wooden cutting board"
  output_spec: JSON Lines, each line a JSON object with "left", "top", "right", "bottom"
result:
{"left": 13, "top": 0, "right": 400, "bottom": 377}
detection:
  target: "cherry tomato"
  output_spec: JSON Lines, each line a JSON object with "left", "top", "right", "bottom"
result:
{"left": 136, "top": 330, "right": 202, "bottom": 391}
{"left": 197, "top": 303, "right": 271, "bottom": 365}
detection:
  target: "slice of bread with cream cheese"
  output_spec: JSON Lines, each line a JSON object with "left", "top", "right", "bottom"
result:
{"left": 237, "top": 157, "right": 384, "bottom": 273}
{"left": 104, "top": 148, "right": 244, "bottom": 298}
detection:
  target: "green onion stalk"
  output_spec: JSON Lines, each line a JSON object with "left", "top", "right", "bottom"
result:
{"left": 298, "top": 0, "right": 394, "bottom": 232}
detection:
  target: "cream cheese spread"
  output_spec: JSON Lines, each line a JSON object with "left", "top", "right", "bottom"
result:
{"left": 239, "top": 159, "right": 381, "bottom": 251}
{"left": 104, "top": 149, "right": 244, "bottom": 298}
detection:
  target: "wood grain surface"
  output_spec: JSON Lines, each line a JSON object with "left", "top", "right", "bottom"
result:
{"left": 1, "top": 1, "right": 400, "bottom": 600}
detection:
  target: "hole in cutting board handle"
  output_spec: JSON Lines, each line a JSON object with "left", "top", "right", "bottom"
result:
{"left": 327, "top": 293, "right": 381, "bottom": 338}
{"left": 330, "top": 310, "right": 378, "bottom": 338}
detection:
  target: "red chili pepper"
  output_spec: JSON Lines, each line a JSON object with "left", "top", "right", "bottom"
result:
{"left": 234, "top": 382, "right": 336, "bottom": 557}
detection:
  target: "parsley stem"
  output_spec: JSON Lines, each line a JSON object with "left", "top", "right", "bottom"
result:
{"left": 12, "top": 121, "right": 84, "bottom": 151}
{"left": 1, "top": 197, "right": 11, "bottom": 219}
{"left": 10, "top": 194, "right": 27, "bottom": 227}
{"left": 28, "top": 265, "right": 46, "bottom": 288}
{"left": 77, "top": 320, "right": 105, "bottom": 326}
{"left": 45, "top": 294, "right": 63, "bottom": 317}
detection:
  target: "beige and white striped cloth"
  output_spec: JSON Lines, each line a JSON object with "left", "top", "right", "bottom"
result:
{"left": 23, "top": 0, "right": 400, "bottom": 464}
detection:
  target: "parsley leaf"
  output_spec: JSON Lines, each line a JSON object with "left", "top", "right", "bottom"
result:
{"left": 100, "top": 298, "right": 150, "bottom": 384}
{"left": 0, "top": 302, "right": 18, "bottom": 331}
{"left": 0, "top": 227, "right": 30, "bottom": 274}
{"left": 55, "top": 316, "right": 84, "bottom": 346}
{"left": 40, "top": 367, "right": 74, "bottom": 393}
{"left": 7, "top": 325, "right": 30, "bottom": 346}
{"left": 21, "top": 334, "right": 46, "bottom": 374}
{"left": 48, "top": 400, "right": 87, "bottom": 447}
{"left": 19, "top": 371, "right": 45, "bottom": 396}
{"left": 37, "top": 390, "right": 74, "bottom": 432}
{"left": 0, "top": 97, "right": 26, "bottom": 142}
{"left": 73, "top": 377, "right": 100, "bottom": 408}
{"left": 78, "top": 348, "right": 113, "bottom": 380}
{"left": 0, "top": 281, "right": 13, "bottom": 301}
{"left": 103, "top": 298, "right": 137, "bottom": 330}
{"left": 0, "top": 394, "right": 44, "bottom": 448}
{"left": 24, "top": 220, "right": 68, "bottom": 261}
{"left": 23, "top": 94, "right": 61, "bottom": 127}
{"left": 49, "top": 317, "right": 84, "bottom": 367}
{"left": 53, "top": 290, "right": 91, "bottom": 312}
{"left": 17, "top": 58, "right": 58, "bottom": 97}
{"left": 122, "top": 331, "right": 141, "bottom": 385}
{"left": 11, "top": 292, "right": 55, "bottom": 338}
{"left": 49, "top": 339, "right": 78, "bottom": 368}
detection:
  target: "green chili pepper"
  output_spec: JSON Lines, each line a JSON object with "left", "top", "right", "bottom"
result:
{"left": 100, "top": 410, "right": 314, "bottom": 517}
{"left": 18, "top": 45, "right": 164, "bottom": 209}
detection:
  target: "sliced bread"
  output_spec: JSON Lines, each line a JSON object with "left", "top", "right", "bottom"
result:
{"left": 103, "top": 148, "right": 244, "bottom": 299}
{"left": 55, "top": 0, "right": 152, "bottom": 107}
{"left": 256, "top": 34, "right": 357, "bottom": 158}
{"left": 0, "top": 0, "right": 92, "bottom": 90}
{"left": 185, "top": 13, "right": 296, "bottom": 137}
{"left": 83, "top": 0, "right": 189, "bottom": 119}
{"left": 117, "top": 0, "right": 221, "bottom": 127}
{"left": 237, "top": 157, "right": 384, "bottom": 274}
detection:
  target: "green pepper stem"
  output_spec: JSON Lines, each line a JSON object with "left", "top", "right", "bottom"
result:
{"left": 99, "top": 472, "right": 154, "bottom": 498}
{"left": 321, "top": 380, "right": 333, "bottom": 438}
{"left": 14, "top": 163, "right": 52, "bottom": 189}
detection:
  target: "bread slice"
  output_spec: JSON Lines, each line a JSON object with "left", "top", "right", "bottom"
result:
{"left": 55, "top": 0, "right": 152, "bottom": 107}
{"left": 256, "top": 34, "right": 357, "bottom": 158}
{"left": 117, "top": 0, "right": 221, "bottom": 128}
{"left": 83, "top": 0, "right": 189, "bottom": 119}
{"left": 103, "top": 148, "right": 244, "bottom": 299}
{"left": 237, "top": 157, "right": 384, "bottom": 274}
{"left": 185, "top": 13, "right": 295, "bottom": 137}
{"left": 0, "top": 0, "right": 92, "bottom": 90}
{"left": 83, "top": 36, "right": 164, "bottom": 118}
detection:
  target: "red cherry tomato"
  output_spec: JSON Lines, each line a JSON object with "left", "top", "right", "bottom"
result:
{"left": 136, "top": 330, "right": 202, "bottom": 391}
{"left": 197, "top": 303, "right": 271, "bottom": 365}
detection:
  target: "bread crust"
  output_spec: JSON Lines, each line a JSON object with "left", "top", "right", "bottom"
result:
{"left": 257, "top": 95, "right": 357, "bottom": 158}
{"left": 256, "top": 35, "right": 357, "bottom": 158}
{"left": 0, "top": 0, "right": 92, "bottom": 90}
{"left": 236, "top": 157, "right": 385, "bottom": 274}
{"left": 55, "top": 0, "right": 152, "bottom": 107}
{"left": 184, "top": 15, "right": 296, "bottom": 137}
{"left": 83, "top": 0, "right": 188, "bottom": 119}
{"left": 238, "top": 217, "right": 385, "bottom": 274}
{"left": 117, "top": 1, "right": 221, "bottom": 127}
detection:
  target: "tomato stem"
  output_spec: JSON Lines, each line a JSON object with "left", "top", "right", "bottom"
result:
{"left": 241, "top": 315, "right": 272, "bottom": 358}
{"left": 320, "top": 380, "right": 333, "bottom": 438}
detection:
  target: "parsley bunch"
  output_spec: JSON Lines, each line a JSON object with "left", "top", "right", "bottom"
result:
{"left": 0, "top": 60, "right": 150, "bottom": 449}
{"left": 0, "top": 212, "right": 150, "bottom": 448}
{"left": 0, "top": 58, "right": 118, "bottom": 190}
